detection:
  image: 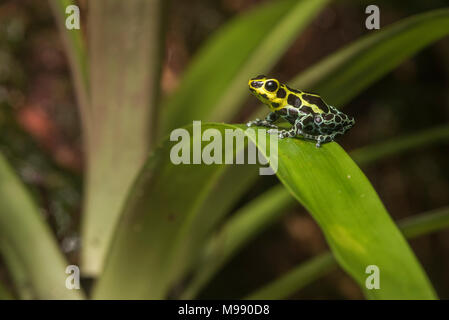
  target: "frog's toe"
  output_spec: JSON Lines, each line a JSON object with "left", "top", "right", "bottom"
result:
{"left": 277, "top": 131, "right": 289, "bottom": 139}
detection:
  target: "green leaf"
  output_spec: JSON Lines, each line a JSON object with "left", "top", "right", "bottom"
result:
{"left": 159, "top": 0, "right": 329, "bottom": 135}
{"left": 94, "top": 123, "right": 435, "bottom": 299}
{"left": 182, "top": 123, "right": 449, "bottom": 298}
{"left": 400, "top": 206, "right": 449, "bottom": 239}
{"left": 0, "top": 153, "right": 84, "bottom": 299}
{"left": 291, "top": 8, "right": 449, "bottom": 106}
{"left": 264, "top": 125, "right": 435, "bottom": 299}
{"left": 247, "top": 206, "right": 449, "bottom": 299}
{"left": 81, "top": 0, "right": 167, "bottom": 275}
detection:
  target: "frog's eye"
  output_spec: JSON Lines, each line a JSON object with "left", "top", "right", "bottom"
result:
{"left": 265, "top": 80, "right": 278, "bottom": 92}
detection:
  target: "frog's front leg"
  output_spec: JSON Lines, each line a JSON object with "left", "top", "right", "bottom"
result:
{"left": 268, "top": 117, "right": 303, "bottom": 139}
{"left": 246, "top": 112, "right": 279, "bottom": 129}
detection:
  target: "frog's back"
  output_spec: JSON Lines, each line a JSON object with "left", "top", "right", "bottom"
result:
{"left": 282, "top": 85, "right": 355, "bottom": 136}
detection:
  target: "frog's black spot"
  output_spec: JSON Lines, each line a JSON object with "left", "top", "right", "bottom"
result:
{"left": 323, "top": 113, "right": 334, "bottom": 121}
{"left": 335, "top": 124, "right": 343, "bottom": 131}
{"left": 251, "top": 81, "right": 263, "bottom": 88}
{"left": 271, "top": 102, "right": 280, "bottom": 108}
{"left": 286, "top": 116, "right": 296, "bottom": 124}
{"left": 314, "top": 116, "right": 323, "bottom": 124}
{"left": 287, "top": 94, "right": 302, "bottom": 108}
{"left": 303, "top": 124, "right": 315, "bottom": 133}
{"left": 260, "top": 94, "right": 268, "bottom": 100}
{"left": 277, "top": 108, "right": 287, "bottom": 116}
{"left": 302, "top": 116, "right": 314, "bottom": 126}
{"left": 276, "top": 88, "right": 286, "bottom": 98}
{"left": 251, "top": 75, "right": 266, "bottom": 80}
{"left": 288, "top": 108, "right": 298, "bottom": 116}
{"left": 335, "top": 115, "right": 342, "bottom": 123}
{"left": 299, "top": 106, "right": 311, "bottom": 114}
{"left": 302, "top": 94, "right": 329, "bottom": 113}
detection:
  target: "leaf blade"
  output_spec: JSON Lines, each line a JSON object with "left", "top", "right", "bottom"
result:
{"left": 81, "top": 0, "right": 167, "bottom": 275}
{"left": 0, "top": 153, "right": 84, "bottom": 299}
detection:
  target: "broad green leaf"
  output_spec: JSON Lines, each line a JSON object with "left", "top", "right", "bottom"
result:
{"left": 255, "top": 124, "right": 435, "bottom": 299}
{"left": 159, "top": 0, "right": 329, "bottom": 135}
{"left": 80, "top": 0, "right": 167, "bottom": 275}
{"left": 291, "top": 8, "right": 449, "bottom": 106}
{"left": 183, "top": 124, "right": 449, "bottom": 299}
{"left": 247, "top": 206, "right": 449, "bottom": 299}
{"left": 95, "top": 123, "right": 435, "bottom": 299}
{"left": 0, "top": 153, "right": 84, "bottom": 299}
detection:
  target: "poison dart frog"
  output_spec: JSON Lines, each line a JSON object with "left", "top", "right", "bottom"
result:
{"left": 247, "top": 75, "right": 355, "bottom": 147}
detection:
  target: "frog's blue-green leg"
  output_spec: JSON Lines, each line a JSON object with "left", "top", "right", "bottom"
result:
{"left": 246, "top": 112, "right": 279, "bottom": 129}
{"left": 313, "top": 132, "right": 339, "bottom": 148}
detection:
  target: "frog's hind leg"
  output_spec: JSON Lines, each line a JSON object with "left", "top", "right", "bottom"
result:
{"left": 298, "top": 132, "right": 324, "bottom": 147}
{"left": 312, "top": 132, "right": 341, "bottom": 148}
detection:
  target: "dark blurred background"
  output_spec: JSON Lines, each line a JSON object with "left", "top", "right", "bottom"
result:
{"left": 0, "top": 0, "right": 448, "bottom": 299}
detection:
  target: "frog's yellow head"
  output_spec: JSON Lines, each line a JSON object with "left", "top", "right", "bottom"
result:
{"left": 248, "top": 75, "right": 281, "bottom": 108}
